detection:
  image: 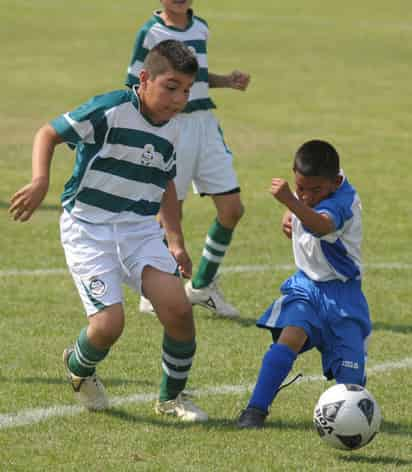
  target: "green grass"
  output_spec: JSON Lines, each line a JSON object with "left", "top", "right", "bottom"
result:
{"left": 1, "top": 0, "right": 412, "bottom": 470}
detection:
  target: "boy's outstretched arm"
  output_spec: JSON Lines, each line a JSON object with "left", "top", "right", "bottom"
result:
{"left": 208, "top": 70, "right": 250, "bottom": 91}
{"left": 9, "top": 124, "right": 63, "bottom": 222}
{"left": 271, "top": 178, "right": 335, "bottom": 236}
{"left": 159, "top": 180, "right": 192, "bottom": 279}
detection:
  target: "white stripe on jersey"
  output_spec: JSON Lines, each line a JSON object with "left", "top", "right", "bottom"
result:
{"left": 64, "top": 113, "right": 95, "bottom": 144}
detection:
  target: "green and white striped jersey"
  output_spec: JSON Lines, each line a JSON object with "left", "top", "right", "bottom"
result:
{"left": 125, "top": 9, "right": 216, "bottom": 113}
{"left": 51, "top": 88, "right": 178, "bottom": 224}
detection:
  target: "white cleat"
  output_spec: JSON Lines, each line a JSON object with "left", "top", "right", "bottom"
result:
{"left": 138, "top": 296, "right": 156, "bottom": 316}
{"left": 185, "top": 278, "right": 240, "bottom": 318}
{"left": 63, "top": 347, "right": 109, "bottom": 411}
{"left": 155, "top": 393, "right": 208, "bottom": 422}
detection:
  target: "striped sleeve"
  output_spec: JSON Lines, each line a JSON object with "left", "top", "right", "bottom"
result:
{"left": 50, "top": 91, "right": 127, "bottom": 147}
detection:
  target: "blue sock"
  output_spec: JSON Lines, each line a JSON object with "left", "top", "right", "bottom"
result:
{"left": 248, "top": 343, "right": 297, "bottom": 413}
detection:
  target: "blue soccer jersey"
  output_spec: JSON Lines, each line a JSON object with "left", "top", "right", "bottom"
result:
{"left": 292, "top": 176, "right": 363, "bottom": 282}
{"left": 51, "top": 88, "right": 178, "bottom": 224}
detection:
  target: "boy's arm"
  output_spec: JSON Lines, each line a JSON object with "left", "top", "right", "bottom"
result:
{"left": 208, "top": 70, "right": 250, "bottom": 91}
{"left": 9, "top": 124, "right": 63, "bottom": 222}
{"left": 271, "top": 178, "right": 335, "bottom": 236}
{"left": 159, "top": 180, "right": 192, "bottom": 278}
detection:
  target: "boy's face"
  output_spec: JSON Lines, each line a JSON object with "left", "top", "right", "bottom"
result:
{"left": 138, "top": 69, "right": 194, "bottom": 124}
{"left": 161, "top": 0, "right": 193, "bottom": 14}
{"left": 294, "top": 172, "right": 341, "bottom": 208}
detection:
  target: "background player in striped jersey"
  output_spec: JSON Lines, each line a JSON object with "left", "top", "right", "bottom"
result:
{"left": 127, "top": 0, "right": 250, "bottom": 318}
{"left": 10, "top": 40, "right": 208, "bottom": 422}
{"left": 237, "top": 140, "right": 371, "bottom": 428}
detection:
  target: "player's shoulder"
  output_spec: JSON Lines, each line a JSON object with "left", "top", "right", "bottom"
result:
{"left": 317, "top": 177, "right": 360, "bottom": 227}
{"left": 140, "top": 14, "right": 161, "bottom": 32}
{"left": 133, "top": 13, "right": 161, "bottom": 41}
{"left": 193, "top": 14, "right": 209, "bottom": 29}
{"left": 67, "top": 90, "right": 132, "bottom": 122}
{"left": 334, "top": 177, "right": 359, "bottom": 207}
{"left": 86, "top": 89, "right": 133, "bottom": 112}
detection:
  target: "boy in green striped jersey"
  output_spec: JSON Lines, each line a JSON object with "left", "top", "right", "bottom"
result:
{"left": 127, "top": 0, "right": 250, "bottom": 318}
{"left": 10, "top": 40, "right": 208, "bottom": 422}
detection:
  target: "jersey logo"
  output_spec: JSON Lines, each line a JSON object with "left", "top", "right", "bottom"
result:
{"left": 142, "top": 144, "right": 155, "bottom": 166}
{"left": 89, "top": 278, "right": 106, "bottom": 298}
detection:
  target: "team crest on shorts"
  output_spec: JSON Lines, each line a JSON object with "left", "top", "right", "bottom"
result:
{"left": 142, "top": 144, "right": 155, "bottom": 165}
{"left": 89, "top": 278, "right": 106, "bottom": 298}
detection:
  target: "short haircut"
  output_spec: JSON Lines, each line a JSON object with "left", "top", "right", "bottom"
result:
{"left": 143, "top": 39, "right": 198, "bottom": 79}
{"left": 293, "top": 140, "right": 340, "bottom": 180}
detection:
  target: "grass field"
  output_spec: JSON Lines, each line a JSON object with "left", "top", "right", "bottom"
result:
{"left": 1, "top": 0, "right": 411, "bottom": 470}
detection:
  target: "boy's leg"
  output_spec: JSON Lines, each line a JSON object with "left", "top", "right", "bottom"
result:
{"left": 139, "top": 202, "right": 184, "bottom": 316}
{"left": 187, "top": 192, "right": 244, "bottom": 317}
{"left": 238, "top": 326, "right": 307, "bottom": 429}
{"left": 64, "top": 303, "right": 125, "bottom": 411}
{"left": 325, "top": 324, "right": 368, "bottom": 386}
{"left": 142, "top": 265, "right": 208, "bottom": 422}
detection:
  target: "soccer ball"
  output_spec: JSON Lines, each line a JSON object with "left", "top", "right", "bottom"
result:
{"left": 313, "top": 384, "right": 381, "bottom": 450}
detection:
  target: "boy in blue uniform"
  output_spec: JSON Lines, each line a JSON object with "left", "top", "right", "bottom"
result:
{"left": 10, "top": 40, "right": 208, "bottom": 422}
{"left": 126, "top": 0, "right": 250, "bottom": 318}
{"left": 237, "top": 140, "right": 371, "bottom": 428}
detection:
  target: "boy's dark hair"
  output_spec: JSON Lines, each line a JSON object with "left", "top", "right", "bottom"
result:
{"left": 143, "top": 39, "right": 198, "bottom": 78}
{"left": 293, "top": 140, "right": 340, "bottom": 180}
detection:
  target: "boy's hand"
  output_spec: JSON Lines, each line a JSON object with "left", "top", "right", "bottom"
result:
{"left": 281, "top": 210, "right": 293, "bottom": 239}
{"left": 270, "top": 178, "right": 295, "bottom": 206}
{"left": 169, "top": 245, "right": 192, "bottom": 279}
{"left": 9, "top": 178, "right": 49, "bottom": 222}
{"left": 228, "top": 70, "right": 250, "bottom": 91}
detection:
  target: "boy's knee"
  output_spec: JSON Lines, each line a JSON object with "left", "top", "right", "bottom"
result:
{"left": 89, "top": 308, "right": 125, "bottom": 348}
{"left": 161, "top": 299, "right": 194, "bottom": 338}
{"left": 218, "top": 200, "right": 245, "bottom": 228}
{"left": 170, "top": 299, "right": 193, "bottom": 325}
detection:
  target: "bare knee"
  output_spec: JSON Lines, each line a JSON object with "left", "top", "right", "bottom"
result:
{"left": 217, "top": 200, "right": 245, "bottom": 229}
{"left": 88, "top": 305, "right": 125, "bottom": 349}
{"left": 158, "top": 298, "right": 195, "bottom": 341}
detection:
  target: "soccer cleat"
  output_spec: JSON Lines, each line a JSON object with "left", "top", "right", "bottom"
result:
{"left": 138, "top": 296, "right": 156, "bottom": 316}
{"left": 237, "top": 407, "right": 268, "bottom": 429}
{"left": 185, "top": 278, "right": 240, "bottom": 318}
{"left": 63, "top": 347, "right": 109, "bottom": 411}
{"left": 155, "top": 393, "right": 208, "bottom": 422}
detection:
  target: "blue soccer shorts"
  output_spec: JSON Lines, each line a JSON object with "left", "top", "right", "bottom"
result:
{"left": 257, "top": 270, "right": 371, "bottom": 385}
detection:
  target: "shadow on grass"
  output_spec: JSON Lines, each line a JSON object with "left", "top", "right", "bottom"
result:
{"left": 373, "top": 321, "right": 412, "bottom": 335}
{"left": 6, "top": 376, "right": 154, "bottom": 388}
{"left": 103, "top": 407, "right": 240, "bottom": 430}
{"left": 194, "top": 308, "right": 258, "bottom": 327}
{"left": 101, "top": 411, "right": 412, "bottom": 441}
{"left": 338, "top": 454, "right": 412, "bottom": 467}
{"left": 102, "top": 408, "right": 317, "bottom": 432}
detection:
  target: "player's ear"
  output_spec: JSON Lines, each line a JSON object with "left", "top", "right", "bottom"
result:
{"left": 139, "top": 70, "right": 150, "bottom": 88}
{"left": 335, "top": 174, "right": 343, "bottom": 188}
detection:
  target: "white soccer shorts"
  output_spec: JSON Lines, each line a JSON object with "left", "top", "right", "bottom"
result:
{"left": 174, "top": 110, "right": 239, "bottom": 199}
{"left": 60, "top": 211, "right": 177, "bottom": 316}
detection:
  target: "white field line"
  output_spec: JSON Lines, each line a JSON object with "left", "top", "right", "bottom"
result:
{"left": 0, "top": 357, "right": 411, "bottom": 430}
{"left": 1, "top": 262, "right": 412, "bottom": 278}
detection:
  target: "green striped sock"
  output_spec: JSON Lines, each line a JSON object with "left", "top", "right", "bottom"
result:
{"left": 192, "top": 218, "right": 233, "bottom": 289}
{"left": 159, "top": 333, "right": 196, "bottom": 401}
{"left": 68, "top": 327, "right": 110, "bottom": 378}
